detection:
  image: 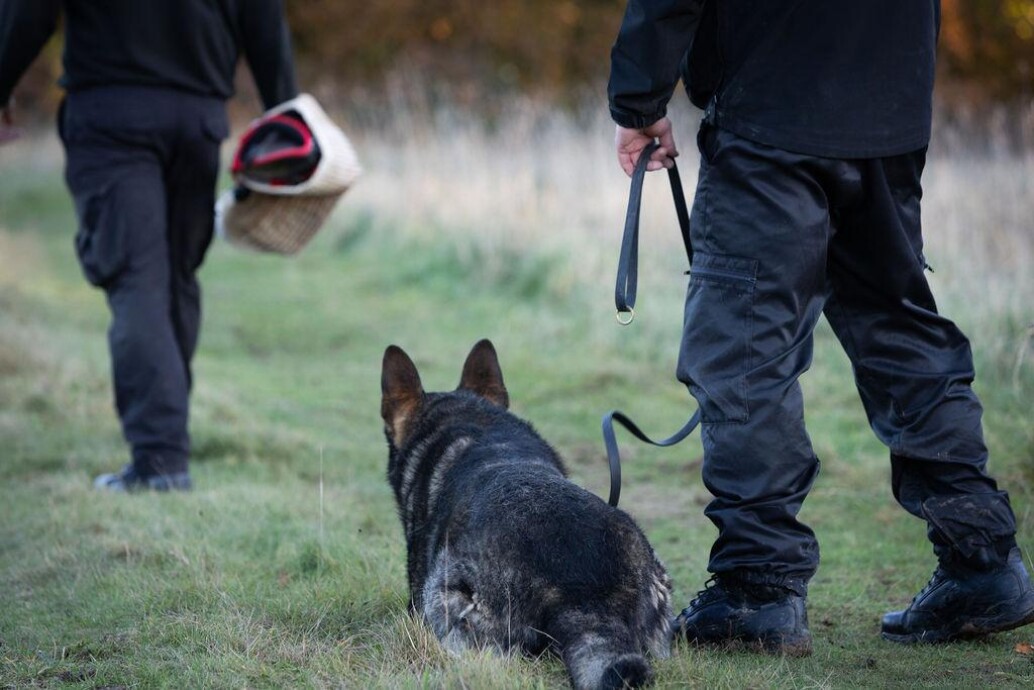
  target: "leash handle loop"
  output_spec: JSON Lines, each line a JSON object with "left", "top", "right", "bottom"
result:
{"left": 614, "top": 141, "right": 693, "bottom": 324}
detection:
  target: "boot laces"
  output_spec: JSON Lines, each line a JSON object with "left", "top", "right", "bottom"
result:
{"left": 689, "top": 576, "right": 724, "bottom": 608}
{"left": 912, "top": 567, "right": 948, "bottom": 604}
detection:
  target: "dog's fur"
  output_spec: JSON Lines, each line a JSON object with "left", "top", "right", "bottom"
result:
{"left": 381, "top": 339, "right": 672, "bottom": 690}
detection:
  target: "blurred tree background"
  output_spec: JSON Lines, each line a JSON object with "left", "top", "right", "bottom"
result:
{"left": 284, "top": 0, "right": 1034, "bottom": 102}
{"left": 8, "top": 0, "right": 1034, "bottom": 113}
{"left": 940, "top": 0, "right": 1034, "bottom": 99}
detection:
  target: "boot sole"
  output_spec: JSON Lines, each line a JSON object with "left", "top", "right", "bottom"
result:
{"left": 882, "top": 595, "right": 1034, "bottom": 644}
{"left": 683, "top": 633, "right": 813, "bottom": 657}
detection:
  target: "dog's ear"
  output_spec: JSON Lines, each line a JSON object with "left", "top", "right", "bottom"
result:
{"left": 458, "top": 339, "right": 509, "bottom": 409}
{"left": 381, "top": 345, "right": 424, "bottom": 445}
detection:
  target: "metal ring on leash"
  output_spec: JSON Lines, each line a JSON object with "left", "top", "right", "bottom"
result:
{"left": 616, "top": 309, "right": 635, "bottom": 325}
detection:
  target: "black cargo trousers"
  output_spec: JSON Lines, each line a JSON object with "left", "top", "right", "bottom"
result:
{"left": 678, "top": 123, "right": 1018, "bottom": 595}
{"left": 59, "top": 86, "right": 229, "bottom": 477}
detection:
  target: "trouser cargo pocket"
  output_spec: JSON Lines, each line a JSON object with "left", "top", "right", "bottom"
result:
{"left": 677, "top": 252, "right": 758, "bottom": 423}
{"left": 72, "top": 184, "right": 130, "bottom": 289}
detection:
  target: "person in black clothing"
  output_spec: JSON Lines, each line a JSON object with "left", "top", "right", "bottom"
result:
{"left": 609, "top": 0, "right": 1034, "bottom": 653}
{"left": 0, "top": 0, "right": 298, "bottom": 491}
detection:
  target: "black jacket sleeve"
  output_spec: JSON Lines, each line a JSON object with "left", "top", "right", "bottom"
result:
{"left": 0, "top": 0, "right": 60, "bottom": 107}
{"left": 608, "top": 0, "right": 705, "bottom": 129}
{"left": 237, "top": 0, "right": 298, "bottom": 110}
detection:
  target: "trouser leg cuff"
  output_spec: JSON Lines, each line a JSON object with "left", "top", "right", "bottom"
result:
{"left": 922, "top": 492, "right": 1017, "bottom": 571}
{"left": 720, "top": 570, "right": 810, "bottom": 598}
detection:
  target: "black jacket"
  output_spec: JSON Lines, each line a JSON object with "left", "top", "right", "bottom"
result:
{"left": 609, "top": 0, "right": 940, "bottom": 158}
{"left": 0, "top": 0, "right": 297, "bottom": 110}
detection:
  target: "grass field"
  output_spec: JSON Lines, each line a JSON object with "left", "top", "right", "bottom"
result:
{"left": 1, "top": 102, "right": 1033, "bottom": 689}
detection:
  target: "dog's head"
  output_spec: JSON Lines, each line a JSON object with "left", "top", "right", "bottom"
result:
{"left": 380, "top": 338, "right": 509, "bottom": 448}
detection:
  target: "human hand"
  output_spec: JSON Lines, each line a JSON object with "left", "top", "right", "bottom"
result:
{"left": 0, "top": 104, "right": 22, "bottom": 145}
{"left": 615, "top": 117, "right": 678, "bottom": 177}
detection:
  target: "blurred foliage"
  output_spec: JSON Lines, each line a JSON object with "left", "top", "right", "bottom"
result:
{"left": 7, "top": 0, "right": 1034, "bottom": 114}
{"left": 940, "top": 0, "right": 1034, "bottom": 99}
{"left": 283, "top": 0, "right": 1034, "bottom": 102}
{"left": 283, "top": 0, "right": 626, "bottom": 99}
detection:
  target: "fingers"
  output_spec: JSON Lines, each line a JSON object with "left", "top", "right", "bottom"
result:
{"left": 616, "top": 120, "right": 679, "bottom": 176}
{"left": 649, "top": 145, "right": 675, "bottom": 170}
{"left": 615, "top": 125, "right": 650, "bottom": 177}
{"left": 620, "top": 146, "right": 673, "bottom": 174}
{"left": 657, "top": 130, "right": 679, "bottom": 160}
{"left": 646, "top": 157, "right": 673, "bottom": 171}
{"left": 621, "top": 148, "right": 672, "bottom": 174}
{"left": 644, "top": 117, "right": 679, "bottom": 160}
{"left": 619, "top": 152, "right": 636, "bottom": 177}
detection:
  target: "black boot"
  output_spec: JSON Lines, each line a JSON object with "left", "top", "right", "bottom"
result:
{"left": 674, "top": 577, "right": 812, "bottom": 656}
{"left": 882, "top": 547, "right": 1034, "bottom": 643}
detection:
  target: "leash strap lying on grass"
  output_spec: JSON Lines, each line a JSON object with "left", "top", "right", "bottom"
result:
{"left": 602, "top": 408, "right": 702, "bottom": 507}
{"left": 604, "top": 140, "right": 700, "bottom": 508}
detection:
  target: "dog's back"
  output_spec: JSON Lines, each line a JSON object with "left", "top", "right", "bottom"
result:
{"left": 382, "top": 340, "right": 672, "bottom": 690}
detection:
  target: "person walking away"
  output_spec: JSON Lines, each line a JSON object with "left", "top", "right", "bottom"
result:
{"left": 0, "top": 0, "right": 298, "bottom": 491}
{"left": 608, "top": 0, "right": 1034, "bottom": 652}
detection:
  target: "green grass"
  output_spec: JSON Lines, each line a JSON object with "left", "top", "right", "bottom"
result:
{"left": 1, "top": 147, "right": 1033, "bottom": 689}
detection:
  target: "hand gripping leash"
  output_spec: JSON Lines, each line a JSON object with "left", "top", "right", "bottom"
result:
{"left": 603, "top": 141, "right": 701, "bottom": 508}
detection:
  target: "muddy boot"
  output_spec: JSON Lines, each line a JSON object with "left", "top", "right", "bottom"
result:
{"left": 882, "top": 547, "right": 1034, "bottom": 643}
{"left": 674, "top": 577, "right": 812, "bottom": 656}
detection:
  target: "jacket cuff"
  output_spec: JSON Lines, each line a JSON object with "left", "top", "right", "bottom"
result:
{"left": 609, "top": 106, "right": 666, "bottom": 130}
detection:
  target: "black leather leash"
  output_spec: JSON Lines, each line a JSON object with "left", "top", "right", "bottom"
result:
{"left": 614, "top": 142, "right": 693, "bottom": 323}
{"left": 603, "top": 141, "right": 701, "bottom": 508}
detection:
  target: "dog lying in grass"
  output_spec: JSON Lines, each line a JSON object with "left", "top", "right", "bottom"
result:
{"left": 381, "top": 339, "right": 672, "bottom": 690}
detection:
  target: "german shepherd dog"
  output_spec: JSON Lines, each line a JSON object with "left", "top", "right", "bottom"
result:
{"left": 381, "top": 339, "right": 673, "bottom": 690}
